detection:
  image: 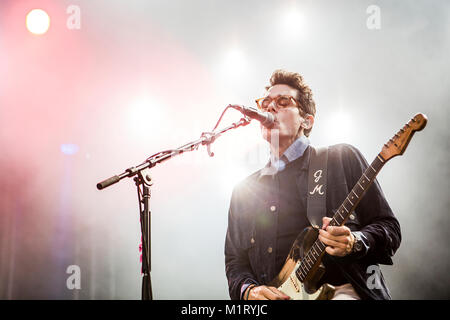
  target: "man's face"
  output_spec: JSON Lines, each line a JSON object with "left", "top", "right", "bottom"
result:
{"left": 260, "top": 84, "right": 304, "bottom": 147}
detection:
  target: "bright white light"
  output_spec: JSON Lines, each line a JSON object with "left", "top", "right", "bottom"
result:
{"left": 220, "top": 47, "right": 246, "bottom": 79}
{"left": 280, "top": 7, "right": 306, "bottom": 38}
{"left": 128, "top": 97, "right": 165, "bottom": 137}
{"left": 60, "top": 143, "right": 79, "bottom": 155}
{"left": 26, "top": 9, "right": 50, "bottom": 35}
{"left": 216, "top": 126, "right": 269, "bottom": 193}
{"left": 220, "top": 165, "right": 251, "bottom": 194}
{"left": 324, "top": 111, "right": 353, "bottom": 144}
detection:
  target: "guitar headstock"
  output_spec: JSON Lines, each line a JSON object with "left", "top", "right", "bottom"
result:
{"left": 380, "top": 113, "right": 428, "bottom": 161}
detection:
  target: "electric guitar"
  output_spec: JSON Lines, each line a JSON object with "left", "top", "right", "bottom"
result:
{"left": 269, "top": 113, "right": 428, "bottom": 300}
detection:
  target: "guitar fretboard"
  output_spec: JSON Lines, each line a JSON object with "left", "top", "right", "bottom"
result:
{"left": 295, "top": 153, "right": 386, "bottom": 282}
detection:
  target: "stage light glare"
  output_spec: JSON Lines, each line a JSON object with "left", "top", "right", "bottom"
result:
{"left": 326, "top": 111, "right": 352, "bottom": 143}
{"left": 221, "top": 165, "right": 250, "bottom": 194}
{"left": 26, "top": 9, "right": 50, "bottom": 35}
{"left": 221, "top": 47, "right": 246, "bottom": 78}
{"left": 280, "top": 8, "right": 305, "bottom": 38}
{"left": 61, "top": 144, "right": 79, "bottom": 155}
{"left": 128, "top": 97, "right": 165, "bottom": 137}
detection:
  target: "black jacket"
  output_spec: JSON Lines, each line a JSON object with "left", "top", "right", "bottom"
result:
{"left": 224, "top": 144, "right": 401, "bottom": 300}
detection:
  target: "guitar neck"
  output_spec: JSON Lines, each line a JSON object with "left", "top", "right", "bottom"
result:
{"left": 295, "top": 152, "right": 386, "bottom": 282}
{"left": 328, "top": 153, "right": 385, "bottom": 227}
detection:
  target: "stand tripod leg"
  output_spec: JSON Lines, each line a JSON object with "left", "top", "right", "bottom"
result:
{"left": 136, "top": 173, "right": 153, "bottom": 300}
{"left": 141, "top": 184, "right": 153, "bottom": 300}
{"left": 142, "top": 273, "right": 153, "bottom": 300}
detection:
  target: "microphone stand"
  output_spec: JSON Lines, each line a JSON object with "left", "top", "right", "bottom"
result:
{"left": 96, "top": 116, "right": 251, "bottom": 300}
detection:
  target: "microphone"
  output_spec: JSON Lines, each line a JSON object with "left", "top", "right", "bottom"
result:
{"left": 229, "top": 104, "right": 275, "bottom": 128}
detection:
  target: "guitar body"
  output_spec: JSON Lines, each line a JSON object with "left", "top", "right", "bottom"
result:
{"left": 270, "top": 227, "right": 335, "bottom": 300}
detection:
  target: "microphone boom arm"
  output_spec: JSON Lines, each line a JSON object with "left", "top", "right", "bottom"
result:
{"left": 96, "top": 116, "right": 251, "bottom": 190}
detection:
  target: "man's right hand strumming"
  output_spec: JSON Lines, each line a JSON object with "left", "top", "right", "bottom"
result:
{"left": 245, "top": 285, "right": 290, "bottom": 300}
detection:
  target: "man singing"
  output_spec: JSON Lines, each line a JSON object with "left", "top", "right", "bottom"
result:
{"left": 224, "top": 69, "right": 401, "bottom": 300}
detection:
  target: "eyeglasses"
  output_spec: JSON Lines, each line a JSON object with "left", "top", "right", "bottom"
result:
{"left": 255, "top": 95, "right": 300, "bottom": 112}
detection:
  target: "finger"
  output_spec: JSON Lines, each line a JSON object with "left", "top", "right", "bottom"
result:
{"left": 267, "top": 286, "right": 290, "bottom": 300}
{"left": 248, "top": 286, "right": 268, "bottom": 300}
{"left": 251, "top": 286, "right": 280, "bottom": 300}
{"left": 325, "top": 246, "right": 346, "bottom": 257}
{"left": 326, "top": 225, "right": 351, "bottom": 236}
{"left": 254, "top": 286, "right": 288, "bottom": 300}
{"left": 322, "top": 217, "right": 332, "bottom": 230}
{"left": 261, "top": 286, "right": 287, "bottom": 300}
{"left": 319, "top": 229, "right": 352, "bottom": 244}
{"left": 249, "top": 294, "right": 268, "bottom": 301}
{"left": 320, "top": 234, "right": 353, "bottom": 256}
{"left": 251, "top": 293, "right": 269, "bottom": 300}
{"left": 319, "top": 234, "right": 347, "bottom": 249}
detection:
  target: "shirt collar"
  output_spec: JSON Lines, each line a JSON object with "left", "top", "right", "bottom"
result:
{"left": 282, "top": 135, "right": 310, "bottom": 163}
{"left": 259, "top": 135, "right": 310, "bottom": 177}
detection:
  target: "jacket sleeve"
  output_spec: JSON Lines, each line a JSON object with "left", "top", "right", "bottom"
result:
{"left": 224, "top": 187, "right": 259, "bottom": 300}
{"left": 338, "top": 144, "right": 402, "bottom": 265}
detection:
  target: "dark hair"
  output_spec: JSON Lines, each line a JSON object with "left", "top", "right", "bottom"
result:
{"left": 266, "top": 69, "right": 316, "bottom": 136}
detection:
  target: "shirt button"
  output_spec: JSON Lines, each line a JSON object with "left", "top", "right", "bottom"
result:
{"left": 270, "top": 205, "right": 277, "bottom": 212}
{"left": 267, "top": 247, "right": 273, "bottom": 254}
{"left": 349, "top": 214, "right": 355, "bottom": 220}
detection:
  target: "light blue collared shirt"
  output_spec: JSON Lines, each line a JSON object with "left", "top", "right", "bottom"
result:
{"left": 261, "top": 135, "right": 310, "bottom": 176}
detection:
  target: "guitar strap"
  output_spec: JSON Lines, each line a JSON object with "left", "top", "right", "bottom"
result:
{"left": 306, "top": 146, "right": 328, "bottom": 228}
